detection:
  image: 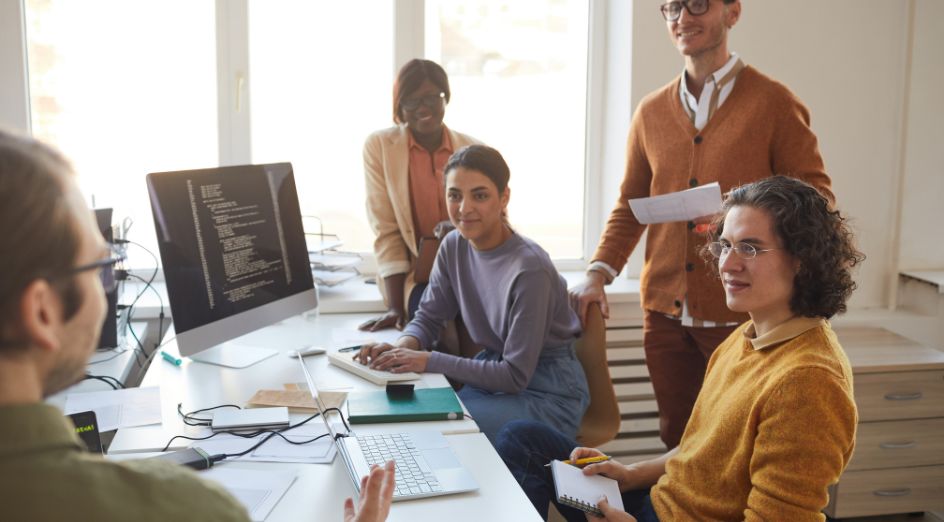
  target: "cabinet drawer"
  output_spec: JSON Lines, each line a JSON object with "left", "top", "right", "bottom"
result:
{"left": 846, "top": 418, "right": 944, "bottom": 471}
{"left": 826, "top": 465, "right": 944, "bottom": 518}
{"left": 854, "top": 370, "right": 944, "bottom": 421}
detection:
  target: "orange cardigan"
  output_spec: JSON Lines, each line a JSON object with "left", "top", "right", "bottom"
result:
{"left": 593, "top": 66, "right": 833, "bottom": 322}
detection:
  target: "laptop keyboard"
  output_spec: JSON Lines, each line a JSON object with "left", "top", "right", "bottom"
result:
{"left": 357, "top": 433, "right": 444, "bottom": 497}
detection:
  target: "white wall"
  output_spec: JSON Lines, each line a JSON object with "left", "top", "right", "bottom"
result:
{"left": 897, "top": 0, "right": 944, "bottom": 271}
{"left": 619, "top": 0, "right": 941, "bottom": 310}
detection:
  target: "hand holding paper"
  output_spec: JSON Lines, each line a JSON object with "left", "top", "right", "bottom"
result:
{"left": 628, "top": 182, "right": 722, "bottom": 225}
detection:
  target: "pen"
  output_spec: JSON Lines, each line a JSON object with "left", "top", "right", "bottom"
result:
{"left": 161, "top": 350, "right": 183, "bottom": 366}
{"left": 545, "top": 456, "right": 612, "bottom": 467}
{"left": 338, "top": 345, "right": 363, "bottom": 352}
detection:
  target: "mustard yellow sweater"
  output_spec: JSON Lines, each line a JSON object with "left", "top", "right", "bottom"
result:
{"left": 651, "top": 317, "right": 857, "bottom": 521}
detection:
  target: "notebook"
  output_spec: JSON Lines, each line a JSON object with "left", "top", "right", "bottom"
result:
{"left": 549, "top": 459, "right": 624, "bottom": 516}
{"left": 347, "top": 387, "right": 464, "bottom": 424}
{"left": 327, "top": 350, "right": 421, "bottom": 385}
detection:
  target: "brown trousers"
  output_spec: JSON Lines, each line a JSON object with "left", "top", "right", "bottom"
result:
{"left": 643, "top": 310, "right": 739, "bottom": 449}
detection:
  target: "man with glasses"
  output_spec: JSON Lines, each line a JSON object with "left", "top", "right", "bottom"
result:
{"left": 571, "top": 0, "right": 835, "bottom": 449}
{"left": 0, "top": 129, "right": 394, "bottom": 521}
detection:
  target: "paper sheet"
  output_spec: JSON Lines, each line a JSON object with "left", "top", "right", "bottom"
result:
{"left": 200, "top": 467, "right": 297, "bottom": 522}
{"left": 64, "top": 386, "right": 162, "bottom": 432}
{"left": 190, "top": 422, "right": 343, "bottom": 464}
{"left": 628, "top": 182, "right": 722, "bottom": 224}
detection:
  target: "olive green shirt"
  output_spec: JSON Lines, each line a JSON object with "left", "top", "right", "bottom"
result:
{"left": 0, "top": 403, "right": 250, "bottom": 522}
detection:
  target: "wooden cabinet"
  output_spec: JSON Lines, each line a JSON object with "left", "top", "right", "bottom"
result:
{"left": 825, "top": 327, "right": 944, "bottom": 519}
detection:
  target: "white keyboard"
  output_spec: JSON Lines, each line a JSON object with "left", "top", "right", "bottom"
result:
{"left": 357, "top": 433, "right": 443, "bottom": 497}
{"left": 327, "top": 351, "right": 421, "bottom": 385}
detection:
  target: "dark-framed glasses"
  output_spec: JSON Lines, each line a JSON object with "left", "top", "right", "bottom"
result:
{"left": 61, "top": 244, "right": 126, "bottom": 292}
{"left": 660, "top": 0, "right": 710, "bottom": 22}
{"left": 401, "top": 92, "right": 446, "bottom": 112}
{"left": 708, "top": 241, "right": 779, "bottom": 260}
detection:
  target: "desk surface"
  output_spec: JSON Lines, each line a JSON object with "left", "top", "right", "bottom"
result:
{"left": 109, "top": 313, "right": 541, "bottom": 521}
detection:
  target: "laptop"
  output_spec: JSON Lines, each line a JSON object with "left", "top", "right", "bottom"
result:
{"left": 297, "top": 354, "right": 478, "bottom": 501}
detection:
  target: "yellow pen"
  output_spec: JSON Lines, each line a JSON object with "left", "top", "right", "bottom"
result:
{"left": 545, "top": 455, "right": 612, "bottom": 467}
{"left": 563, "top": 455, "right": 611, "bottom": 466}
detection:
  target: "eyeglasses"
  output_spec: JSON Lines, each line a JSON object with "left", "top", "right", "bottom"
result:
{"left": 708, "top": 241, "right": 779, "bottom": 260}
{"left": 660, "top": 0, "right": 710, "bottom": 22}
{"left": 400, "top": 92, "right": 446, "bottom": 112}
{"left": 60, "top": 244, "right": 126, "bottom": 293}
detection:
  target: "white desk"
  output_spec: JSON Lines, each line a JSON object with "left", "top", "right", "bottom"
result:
{"left": 46, "top": 322, "right": 148, "bottom": 411}
{"left": 109, "top": 313, "right": 541, "bottom": 522}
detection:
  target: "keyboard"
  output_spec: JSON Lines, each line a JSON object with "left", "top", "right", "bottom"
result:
{"left": 357, "top": 433, "right": 443, "bottom": 497}
{"left": 327, "top": 351, "right": 421, "bottom": 385}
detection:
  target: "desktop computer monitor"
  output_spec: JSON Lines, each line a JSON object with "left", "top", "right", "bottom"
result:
{"left": 146, "top": 162, "right": 317, "bottom": 368}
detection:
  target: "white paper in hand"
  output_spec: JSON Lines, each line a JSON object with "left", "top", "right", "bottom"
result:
{"left": 628, "top": 182, "right": 722, "bottom": 224}
{"left": 549, "top": 459, "right": 624, "bottom": 516}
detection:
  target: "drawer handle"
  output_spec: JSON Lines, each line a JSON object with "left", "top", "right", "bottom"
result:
{"left": 883, "top": 392, "right": 923, "bottom": 401}
{"left": 873, "top": 488, "right": 911, "bottom": 497}
{"left": 879, "top": 441, "right": 917, "bottom": 450}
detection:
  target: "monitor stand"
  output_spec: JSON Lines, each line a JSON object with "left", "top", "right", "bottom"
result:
{"left": 190, "top": 342, "right": 277, "bottom": 369}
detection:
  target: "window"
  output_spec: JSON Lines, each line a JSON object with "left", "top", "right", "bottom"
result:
{"left": 426, "top": 0, "right": 589, "bottom": 259}
{"left": 24, "top": 0, "right": 218, "bottom": 256}
{"left": 248, "top": 2, "right": 394, "bottom": 253}
{"left": 13, "top": 0, "right": 603, "bottom": 269}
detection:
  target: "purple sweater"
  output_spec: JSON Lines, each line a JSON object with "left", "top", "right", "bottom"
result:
{"left": 403, "top": 231, "right": 581, "bottom": 393}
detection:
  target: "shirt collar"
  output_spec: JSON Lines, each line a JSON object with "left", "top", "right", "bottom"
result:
{"left": 680, "top": 51, "right": 741, "bottom": 110}
{"left": 0, "top": 403, "right": 84, "bottom": 458}
{"left": 407, "top": 125, "right": 453, "bottom": 154}
{"left": 744, "top": 315, "right": 827, "bottom": 351}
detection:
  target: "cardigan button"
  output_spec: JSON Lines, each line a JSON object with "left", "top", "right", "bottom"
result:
{"left": 674, "top": 300, "right": 682, "bottom": 308}
{"left": 693, "top": 135, "right": 703, "bottom": 144}
{"left": 686, "top": 263, "right": 694, "bottom": 272}
{"left": 689, "top": 178, "right": 698, "bottom": 187}
{"left": 687, "top": 221, "right": 696, "bottom": 230}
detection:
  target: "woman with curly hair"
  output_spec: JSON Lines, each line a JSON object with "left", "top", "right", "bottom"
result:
{"left": 496, "top": 176, "right": 865, "bottom": 522}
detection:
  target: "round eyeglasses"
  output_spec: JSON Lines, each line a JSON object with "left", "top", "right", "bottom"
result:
{"left": 660, "top": 0, "right": 710, "bottom": 22}
{"left": 708, "top": 241, "right": 779, "bottom": 260}
{"left": 400, "top": 92, "right": 446, "bottom": 112}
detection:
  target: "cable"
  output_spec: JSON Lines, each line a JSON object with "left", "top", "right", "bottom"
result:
{"left": 163, "top": 404, "right": 346, "bottom": 458}
{"left": 84, "top": 373, "right": 124, "bottom": 389}
{"left": 127, "top": 272, "right": 166, "bottom": 359}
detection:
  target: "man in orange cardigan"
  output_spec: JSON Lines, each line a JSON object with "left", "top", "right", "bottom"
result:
{"left": 571, "top": 0, "right": 834, "bottom": 449}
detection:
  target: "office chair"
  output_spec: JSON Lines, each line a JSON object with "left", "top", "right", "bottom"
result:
{"left": 574, "top": 302, "right": 620, "bottom": 448}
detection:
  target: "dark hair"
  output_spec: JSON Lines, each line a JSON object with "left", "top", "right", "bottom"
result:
{"left": 0, "top": 129, "right": 82, "bottom": 350}
{"left": 443, "top": 145, "right": 510, "bottom": 194}
{"left": 702, "top": 176, "right": 865, "bottom": 319}
{"left": 392, "top": 59, "right": 451, "bottom": 124}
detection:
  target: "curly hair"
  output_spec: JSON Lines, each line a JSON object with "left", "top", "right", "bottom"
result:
{"left": 701, "top": 176, "right": 865, "bottom": 319}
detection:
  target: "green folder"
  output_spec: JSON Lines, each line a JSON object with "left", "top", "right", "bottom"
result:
{"left": 346, "top": 387, "right": 464, "bottom": 424}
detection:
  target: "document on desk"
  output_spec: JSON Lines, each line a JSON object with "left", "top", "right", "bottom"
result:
{"left": 628, "top": 182, "right": 722, "bottom": 224}
{"left": 201, "top": 467, "right": 297, "bottom": 522}
{"left": 191, "top": 422, "right": 342, "bottom": 464}
{"left": 64, "top": 386, "right": 162, "bottom": 432}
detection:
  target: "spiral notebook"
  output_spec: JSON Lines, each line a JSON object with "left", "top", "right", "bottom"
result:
{"left": 549, "top": 460, "right": 624, "bottom": 516}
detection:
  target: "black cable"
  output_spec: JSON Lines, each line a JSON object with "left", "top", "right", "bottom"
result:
{"left": 127, "top": 272, "right": 166, "bottom": 357}
{"left": 115, "top": 240, "right": 161, "bottom": 361}
{"left": 84, "top": 373, "right": 124, "bottom": 389}
{"left": 163, "top": 405, "right": 346, "bottom": 457}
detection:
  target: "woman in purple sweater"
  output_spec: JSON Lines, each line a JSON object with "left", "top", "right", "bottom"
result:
{"left": 356, "top": 145, "right": 590, "bottom": 443}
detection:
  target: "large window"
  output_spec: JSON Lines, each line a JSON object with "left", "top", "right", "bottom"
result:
{"left": 427, "top": 0, "right": 589, "bottom": 259}
{"left": 18, "top": 0, "right": 596, "bottom": 266}
{"left": 24, "top": 0, "right": 218, "bottom": 254}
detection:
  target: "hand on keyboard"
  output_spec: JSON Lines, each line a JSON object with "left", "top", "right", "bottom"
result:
{"left": 365, "top": 345, "right": 430, "bottom": 374}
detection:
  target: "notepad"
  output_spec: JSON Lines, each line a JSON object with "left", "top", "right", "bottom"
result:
{"left": 347, "top": 386, "right": 464, "bottom": 424}
{"left": 549, "top": 459, "right": 624, "bottom": 516}
{"left": 327, "top": 351, "right": 421, "bottom": 385}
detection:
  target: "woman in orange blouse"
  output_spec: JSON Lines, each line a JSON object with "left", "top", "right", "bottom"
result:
{"left": 360, "top": 59, "right": 479, "bottom": 332}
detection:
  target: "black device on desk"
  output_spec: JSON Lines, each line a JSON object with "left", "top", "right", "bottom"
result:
{"left": 94, "top": 208, "right": 119, "bottom": 349}
{"left": 67, "top": 411, "right": 103, "bottom": 454}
